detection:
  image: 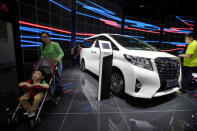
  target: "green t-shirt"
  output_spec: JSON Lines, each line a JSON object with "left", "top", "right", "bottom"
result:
{"left": 34, "top": 80, "right": 47, "bottom": 93}
{"left": 41, "top": 80, "right": 47, "bottom": 84}
{"left": 40, "top": 41, "right": 64, "bottom": 65}
{"left": 27, "top": 80, "right": 47, "bottom": 84}
{"left": 183, "top": 40, "right": 197, "bottom": 67}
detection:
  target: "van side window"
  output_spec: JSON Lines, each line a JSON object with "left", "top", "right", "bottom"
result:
{"left": 98, "top": 36, "right": 119, "bottom": 50}
{"left": 95, "top": 40, "right": 100, "bottom": 48}
{"left": 83, "top": 38, "right": 96, "bottom": 48}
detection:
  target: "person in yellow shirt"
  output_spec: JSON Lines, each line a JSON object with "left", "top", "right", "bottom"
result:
{"left": 179, "top": 33, "right": 197, "bottom": 94}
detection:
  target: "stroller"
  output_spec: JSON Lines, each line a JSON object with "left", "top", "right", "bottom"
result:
{"left": 7, "top": 58, "right": 61, "bottom": 127}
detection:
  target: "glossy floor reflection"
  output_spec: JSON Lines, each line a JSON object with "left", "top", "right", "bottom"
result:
{"left": 1, "top": 67, "right": 197, "bottom": 131}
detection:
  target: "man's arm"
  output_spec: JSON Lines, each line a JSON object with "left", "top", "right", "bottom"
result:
{"left": 179, "top": 42, "right": 197, "bottom": 58}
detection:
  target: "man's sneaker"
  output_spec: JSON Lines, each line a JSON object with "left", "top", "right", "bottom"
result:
{"left": 23, "top": 111, "right": 30, "bottom": 116}
{"left": 28, "top": 111, "right": 36, "bottom": 117}
{"left": 176, "top": 90, "right": 183, "bottom": 94}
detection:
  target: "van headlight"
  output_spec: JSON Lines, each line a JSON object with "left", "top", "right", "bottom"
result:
{"left": 124, "top": 54, "right": 153, "bottom": 71}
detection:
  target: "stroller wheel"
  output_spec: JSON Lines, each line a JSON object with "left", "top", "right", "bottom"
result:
{"left": 13, "top": 116, "right": 19, "bottom": 124}
{"left": 7, "top": 117, "right": 12, "bottom": 126}
{"left": 52, "top": 98, "right": 58, "bottom": 105}
{"left": 30, "top": 119, "right": 35, "bottom": 128}
{"left": 36, "top": 117, "right": 41, "bottom": 125}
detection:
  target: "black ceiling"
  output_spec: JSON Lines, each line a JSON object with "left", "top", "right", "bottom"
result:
{"left": 108, "top": 0, "right": 196, "bottom": 18}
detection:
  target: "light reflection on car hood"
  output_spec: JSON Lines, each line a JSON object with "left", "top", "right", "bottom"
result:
{"left": 124, "top": 50, "right": 177, "bottom": 59}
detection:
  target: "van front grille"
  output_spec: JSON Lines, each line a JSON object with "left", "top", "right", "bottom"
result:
{"left": 154, "top": 57, "right": 180, "bottom": 81}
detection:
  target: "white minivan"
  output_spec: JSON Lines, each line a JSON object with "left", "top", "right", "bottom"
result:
{"left": 80, "top": 34, "right": 181, "bottom": 99}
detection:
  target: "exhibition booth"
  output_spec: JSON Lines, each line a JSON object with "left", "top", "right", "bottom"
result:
{"left": 0, "top": 0, "right": 197, "bottom": 130}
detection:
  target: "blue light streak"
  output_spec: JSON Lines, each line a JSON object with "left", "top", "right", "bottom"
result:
{"left": 49, "top": 0, "right": 71, "bottom": 12}
{"left": 176, "top": 16, "right": 195, "bottom": 23}
{"left": 143, "top": 41, "right": 188, "bottom": 45}
{"left": 64, "top": 86, "right": 73, "bottom": 90}
{"left": 20, "top": 26, "right": 86, "bottom": 39}
{"left": 64, "top": 83, "right": 72, "bottom": 86}
{"left": 21, "top": 45, "right": 40, "bottom": 47}
{"left": 163, "top": 28, "right": 192, "bottom": 34}
{"left": 21, "top": 40, "right": 42, "bottom": 45}
{"left": 48, "top": 0, "right": 193, "bottom": 34}
{"left": 86, "top": 0, "right": 115, "bottom": 15}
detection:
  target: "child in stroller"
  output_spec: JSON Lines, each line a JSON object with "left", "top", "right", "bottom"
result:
{"left": 7, "top": 58, "right": 62, "bottom": 127}
{"left": 18, "top": 68, "right": 49, "bottom": 118}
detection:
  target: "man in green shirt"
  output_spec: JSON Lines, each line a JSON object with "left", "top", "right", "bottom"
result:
{"left": 179, "top": 33, "right": 197, "bottom": 94}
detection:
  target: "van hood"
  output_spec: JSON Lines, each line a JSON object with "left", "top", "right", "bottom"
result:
{"left": 124, "top": 50, "right": 177, "bottom": 59}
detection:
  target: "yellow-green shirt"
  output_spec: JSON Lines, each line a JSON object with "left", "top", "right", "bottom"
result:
{"left": 40, "top": 41, "right": 64, "bottom": 65}
{"left": 183, "top": 40, "right": 197, "bottom": 67}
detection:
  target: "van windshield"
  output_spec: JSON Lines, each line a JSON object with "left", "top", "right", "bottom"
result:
{"left": 110, "top": 35, "right": 158, "bottom": 51}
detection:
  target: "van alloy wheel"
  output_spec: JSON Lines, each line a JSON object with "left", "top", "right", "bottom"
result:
{"left": 111, "top": 71, "right": 124, "bottom": 96}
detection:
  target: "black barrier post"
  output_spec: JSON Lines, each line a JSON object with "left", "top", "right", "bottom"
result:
{"left": 159, "top": 15, "right": 165, "bottom": 50}
{"left": 99, "top": 55, "right": 113, "bottom": 100}
{"left": 98, "top": 41, "right": 113, "bottom": 101}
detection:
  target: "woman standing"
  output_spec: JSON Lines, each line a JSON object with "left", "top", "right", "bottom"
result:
{"left": 40, "top": 32, "right": 64, "bottom": 77}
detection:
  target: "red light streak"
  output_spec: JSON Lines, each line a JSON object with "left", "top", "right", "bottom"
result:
{"left": 161, "top": 48, "right": 184, "bottom": 52}
{"left": 170, "top": 27, "right": 193, "bottom": 31}
{"left": 19, "top": 20, "right": 96, "bottom": 36}
{"left": 176, "top": 45, "right": 187, "bottom": 47}
{"left": 100, "top": 19, "right": 161, "bottom": 34}
{"left": 100, "top": 19, "right": 121, "bottom": 28}
{"left": 125, "top": 27, "right": 160, "bottom": 34}
{"left": 180, "top": 20, "right": 194, "bottom": 27}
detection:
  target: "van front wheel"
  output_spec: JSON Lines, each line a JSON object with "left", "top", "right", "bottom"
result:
{"left": 110, "top": 70, "right": 125, "bottom": 97}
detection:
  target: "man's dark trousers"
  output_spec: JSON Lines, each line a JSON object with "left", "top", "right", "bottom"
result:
{"left": 181, "top": 66, "right": 197, "bottom": 92}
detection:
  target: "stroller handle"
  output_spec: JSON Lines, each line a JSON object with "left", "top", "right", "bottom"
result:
{"left": 55, "top": 63, "right": 60, "bottom": 70}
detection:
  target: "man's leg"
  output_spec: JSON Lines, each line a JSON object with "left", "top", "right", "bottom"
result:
{"left": 189, "top": 67, "right": 197, "bottom": 90}
{"left": 181, "top": 67, "right": 192, "bottom": 93}
{"left": 193, "top": 67, "right": 197, "bottom": 73}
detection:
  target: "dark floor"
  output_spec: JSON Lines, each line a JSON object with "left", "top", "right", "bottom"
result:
{"left": 1, "top": 66, "right": 197, "bottom": 131}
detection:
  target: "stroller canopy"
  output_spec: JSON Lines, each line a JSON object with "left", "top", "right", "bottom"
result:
{"left": 34, "top": 58, "right": 55, "bottom": 77}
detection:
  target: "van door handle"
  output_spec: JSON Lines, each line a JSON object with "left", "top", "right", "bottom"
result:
{"left": 91, "top": 51, "right": 96, "bottom": 53}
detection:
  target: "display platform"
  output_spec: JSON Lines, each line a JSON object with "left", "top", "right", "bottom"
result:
{"left": 1, "top": 67, "right": 197, "bottom": 131}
